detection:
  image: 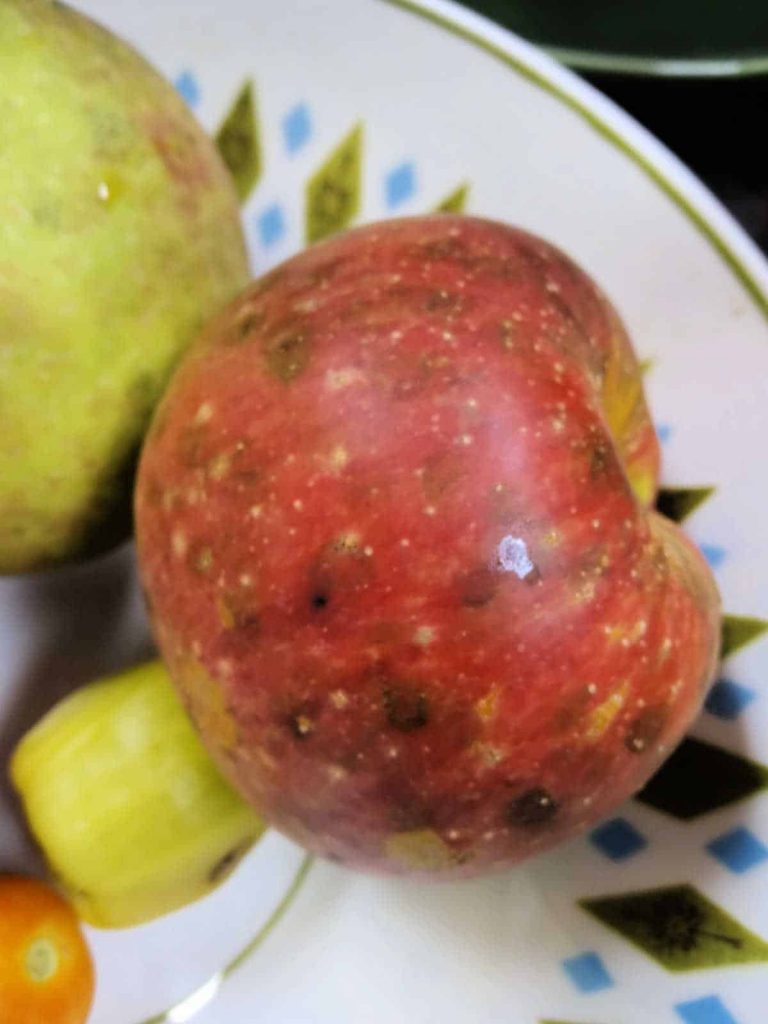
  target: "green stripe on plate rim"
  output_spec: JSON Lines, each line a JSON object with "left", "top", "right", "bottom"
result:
{"left": 382, "top": 0, "right": 768, "bottom": 323}
{"left": 137, "top": 854, "right": 314, "bottom": 1024}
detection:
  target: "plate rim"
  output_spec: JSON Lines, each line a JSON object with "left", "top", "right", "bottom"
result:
{"left": 134, "top": 853, "right": 314, "bottom": 1024}
{"left": 383, "top": 0, "right": 768, "bottom": 325}
{"left": 444, "top": 1, "right": 768, "bottom": 78}
{"left": 546, "top": 47, "right": 768, "bottom": 79}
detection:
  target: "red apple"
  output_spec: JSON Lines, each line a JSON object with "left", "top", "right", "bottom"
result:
{"left": 135, "top": 216, "right": 720, "bottom": 877}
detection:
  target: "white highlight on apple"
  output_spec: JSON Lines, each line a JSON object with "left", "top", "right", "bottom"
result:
{"left": 496, "top": 535, "right": 535, "bottom": 579}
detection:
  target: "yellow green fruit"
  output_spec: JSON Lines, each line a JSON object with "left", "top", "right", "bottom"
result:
{"left": 0, "top": 0, "right": 249, "bottom": 573}
{"left": 10, "top": 661, "right": 264, "bottom": 928}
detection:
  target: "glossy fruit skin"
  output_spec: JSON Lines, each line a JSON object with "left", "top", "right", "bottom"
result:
{"left": 0, "top": 875, "right": 94, "bottom": 1024}
{"left": 136, "top": 215, "right": 721, "bottom": 878}
{"left": 0, "top": 0, "right": 249, "bottom": 573}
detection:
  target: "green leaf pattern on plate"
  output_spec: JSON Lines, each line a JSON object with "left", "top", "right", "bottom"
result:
{"left": 435, "top": 182, "right": 470, "bottom": 213}
{"left": 215, "top": 80, "right": 261, "bottom": 203}
{"left": 305, "top": 123, "right": 363, "bottom": 244}
{"left": 637, "top": 738, "right": 768, "bottom": 820}
{"left": 656, "top": 486, "right": 715, "bottom": 523}
{"left": 721, "top": 613, "right": 768, "bottom": 659}
{"left": 581, "top": 884, "right": 768, "bottom": 971}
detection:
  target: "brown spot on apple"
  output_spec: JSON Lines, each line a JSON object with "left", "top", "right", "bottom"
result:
{"left": 305, "top": 257, "right": 342, "bottom": 290}
{"left": 231, "top": 308, "right": 266, "bottom": 344}
{"left": 178, "top": 654, "right": 239, "bottom": 754}
{"left": 288, "top": 713, "right": 315, "bottom": 739}
{"left": 589, "top": 440, "right": 615, "bottom": 478}
{"left": 625, "top": 706, "right": 667, "bottom": 753}
{"left": 231, "top": 459, "right": 263, "bottom": 487}
{"left": 506, "top": 787, "right": 559, "bottom": 827}
{"left": 382, "top": 687, "right": 429, "bottom": 732}
{"left": 188, "top": 542, "right": 214, "bottom": 575}
{"left": 178, "top": 424, "right": 207, "bottom": 468}
{"left": 309, "top": 538, "right": 375, "bottom": 609}
{"left": 263, "top": 330, "right": 310, "bottom": 382}
{"left": 458, "top": 566, "right": 498, "bottom": 608}
{"left": 216, "top": 590, "right": 260, "bottom": 633}
{"left": 552, "top": 684, "right": 594, "bottom": 732}
{"left": 425, "top": 289, "right": 464, "bottom": 314}
{"left": 374, "top": 771, "right": 434, "bottom": 830}
{"left": 418, "top": 236, "right": 467, "bottom": 263}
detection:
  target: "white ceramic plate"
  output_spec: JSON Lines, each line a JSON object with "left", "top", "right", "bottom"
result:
{"left": 2, "top": 2, "right": 768, "bottom": 1022}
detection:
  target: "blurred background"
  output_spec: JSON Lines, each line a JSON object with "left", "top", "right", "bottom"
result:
{"left": 461, "top": 0, "right": 768, "bottom": 253}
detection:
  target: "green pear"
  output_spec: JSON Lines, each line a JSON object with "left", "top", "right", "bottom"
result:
{"left": 0, "top": 0, "right": 249, "bottom": 572}
{"left": 11, "top": 661, "right": 264, "bottom": 928}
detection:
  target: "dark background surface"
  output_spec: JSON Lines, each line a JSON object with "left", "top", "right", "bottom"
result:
{"left": 585, "top": 74, "right": 768, "bottom": 255}
{"left": 460, "top": 0, "right": 768, "bottom": 60}
{"left": 459, "top": 2, "right": 768, "bottom": 256}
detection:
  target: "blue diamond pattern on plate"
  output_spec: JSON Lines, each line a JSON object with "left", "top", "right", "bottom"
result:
{"left": 706, "top": 827, "right": 768, "bottom": 874}
{"left": 385, "top": 162, "right": 416, "bottom": 209}
{"left": 174, "top": 70, "right": 201, "bottom": 108}
{"left": 657, "top": 423, "right": 672, "bottom": 443}
{"left": 283, "top": 103, "right": 312, "bottom": 154}
{"left": 675, "top": 995, "right": 740, "bottom": 1024}
{"left": 257, "top": 204, "right": 287, "bottom": 247}
{"left": 561, "top": 952, "right": 613, "bottom": 993}
{"left": 700, "top": 544, "right": 726, "bottom": 569}
{"left": 705, "top": 679, "right": 757, "bottom": 720}
{"left": 589, "top": 817, "right": 648, "bottom": 862}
